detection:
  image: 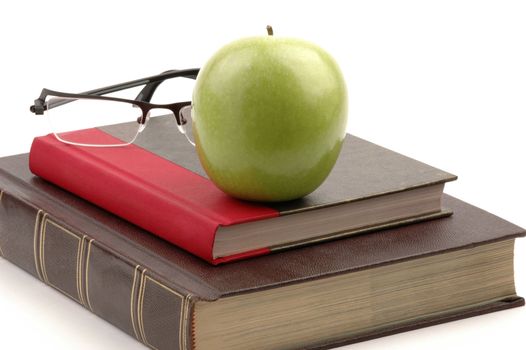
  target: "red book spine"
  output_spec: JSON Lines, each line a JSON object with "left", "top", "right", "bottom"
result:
{"left": 29, "top": 130, "right": 278, "bottom": 264}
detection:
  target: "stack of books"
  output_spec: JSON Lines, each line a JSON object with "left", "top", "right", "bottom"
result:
{"left": 0, "top": 115, "right": 524, "bottom": 350}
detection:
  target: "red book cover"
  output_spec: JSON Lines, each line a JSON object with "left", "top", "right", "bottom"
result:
{"left": 29, "top": 128, "right": 279, "bottom": 264}
{"left": 29, "top": 116, "right": 456, "bottom": 264}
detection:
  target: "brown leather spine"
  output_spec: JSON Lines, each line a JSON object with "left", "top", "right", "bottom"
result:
{"left": 0, "top": 189, "right": 193, "bottom": 350}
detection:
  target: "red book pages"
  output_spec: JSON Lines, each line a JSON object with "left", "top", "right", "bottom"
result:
{"left": 29, "top": 129, "right": 278, "bottom": 264}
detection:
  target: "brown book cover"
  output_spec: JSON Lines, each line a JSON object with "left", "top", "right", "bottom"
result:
{"left": 0, "top": 152, "right": 524, "bottom": 349}
{"left": 29, "top": 115, "right": 456, "bottom": 263}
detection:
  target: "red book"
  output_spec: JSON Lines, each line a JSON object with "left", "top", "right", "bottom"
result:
{"left": 29, "top": 116, "right": 456, "bottom": 264}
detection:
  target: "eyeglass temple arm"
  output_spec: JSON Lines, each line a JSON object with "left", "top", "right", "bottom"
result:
{"left": 83, "top": 68, "right": 199, "bottom": 97}
{"left": 31, "top": 68, "right": 199, "bottom": 114}
{"left": 134, "top": 69, "right": 198, "bottom": 102}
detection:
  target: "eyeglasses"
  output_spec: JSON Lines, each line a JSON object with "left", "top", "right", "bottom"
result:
{"left": 30, "top": 68, "right": 199, "bottom": 147}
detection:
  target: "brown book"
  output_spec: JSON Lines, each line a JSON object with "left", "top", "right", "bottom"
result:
{"left": 0, "top": 152, "right": 524, "bottom": 350}
{"left": 29, "top": 115, "right": 456, "bottom": 263}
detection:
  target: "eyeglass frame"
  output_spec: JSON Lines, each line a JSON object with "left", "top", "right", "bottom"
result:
{"left": 30, "top": 68, "right": 200, "bottom": 130}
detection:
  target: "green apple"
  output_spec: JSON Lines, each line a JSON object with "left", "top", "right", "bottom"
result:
{"left": 192, "top": 27, "right": 348, "bottom": 202}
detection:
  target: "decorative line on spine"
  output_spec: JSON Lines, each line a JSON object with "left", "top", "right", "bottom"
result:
{"left": 32, "top": 209, "right": 44, "bottom": 280}
{"left": 130, "top": 265, "right": 143, "bottom": 342}
{"left": 0, "top": 190, "right": 5, "bottom": 257}
{"left": 85, "top": 238, "right": 95, "bottom": 312}
{"left": 77, "top": 235, "right": 87, "bottom": 307}
{"left": 183, "top": 293, "right": 193, "bottom": 350}
{"left": 137, "top": 268, "right": 149, "bottom": 346}
{"left": 39, "top": 213, "right": 50, "bottom": 284}
{"left": 191, "top": 300, "right": 197, "bottom": 350}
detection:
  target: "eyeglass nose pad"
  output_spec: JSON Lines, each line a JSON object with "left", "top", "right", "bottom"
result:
{"left": 179, "top": 105, "right": 192, "bottom": 125}
{"left": 137, "top": 112, "right": 151, "bottom": 133}
{"left": 178, "top": 105, "right": 195, "bottom": 147}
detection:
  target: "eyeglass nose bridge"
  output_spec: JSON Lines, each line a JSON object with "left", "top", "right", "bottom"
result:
{"left": 136, "top": 104, "right": 188, "bottom": 126}
{"left": 137, "top": 102, "right": 195, "bottom": 147}
{"left": 137, "top": 105, "right": 195, "bottom": 147}
{"left": 145, "top": 107, "right": 179, "bottom": 123}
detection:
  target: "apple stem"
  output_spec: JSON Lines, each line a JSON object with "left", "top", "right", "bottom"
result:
{"left": 266, "top": 25, "right": 273, "bottom": 36}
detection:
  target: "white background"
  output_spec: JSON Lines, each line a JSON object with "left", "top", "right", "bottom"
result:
{"left": 1, "top": 0, "right": 525, "bottom": 349}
